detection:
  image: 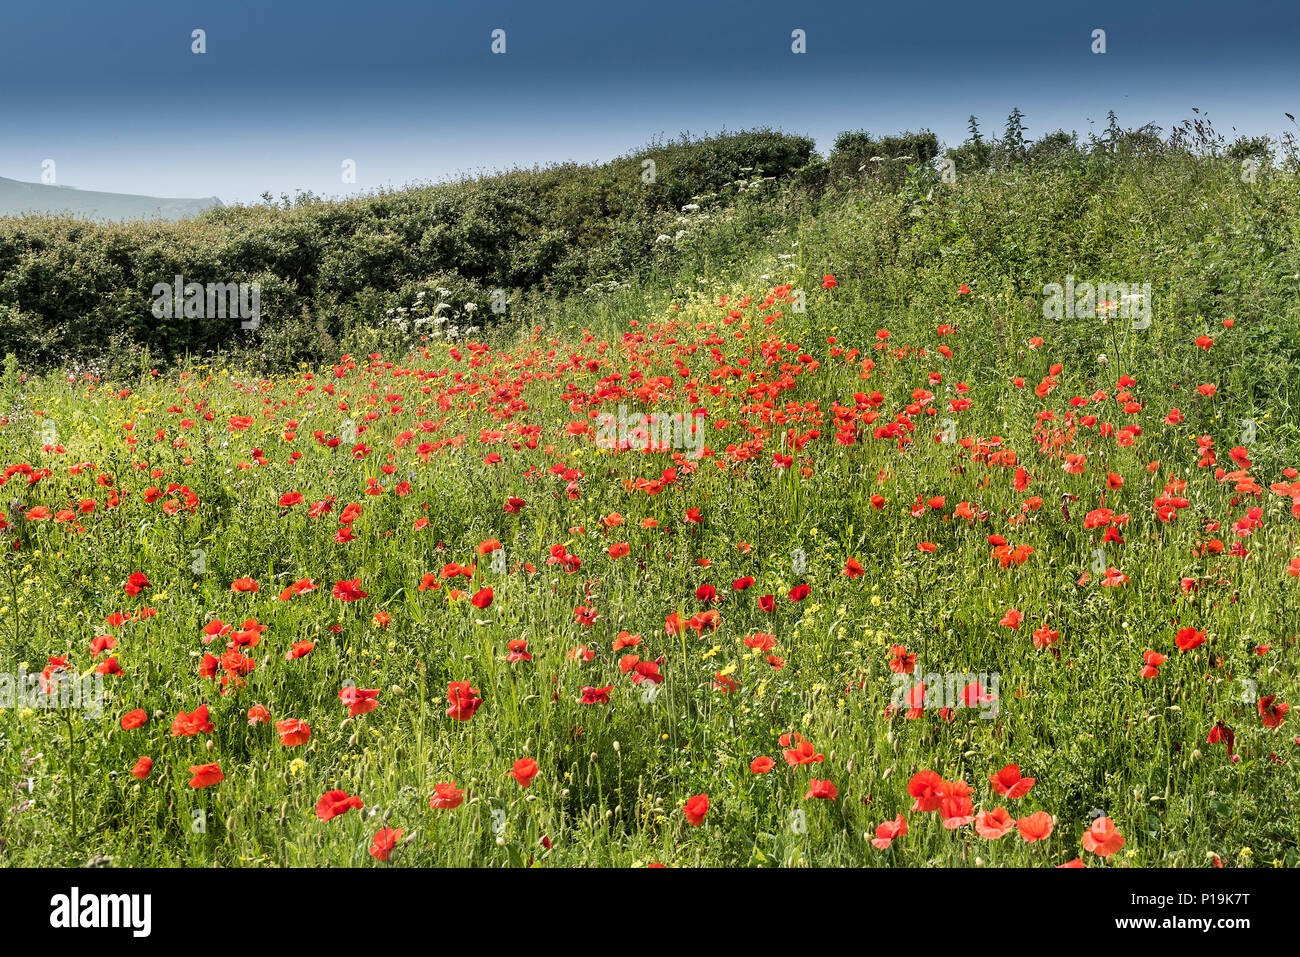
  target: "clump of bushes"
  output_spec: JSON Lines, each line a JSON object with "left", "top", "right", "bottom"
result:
{"left": 0, "top": 130, "right": 814, "bottom": 367}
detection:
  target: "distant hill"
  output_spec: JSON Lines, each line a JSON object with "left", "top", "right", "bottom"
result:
{"left": 0, "top": 176, "right": 220, "bottom": 221}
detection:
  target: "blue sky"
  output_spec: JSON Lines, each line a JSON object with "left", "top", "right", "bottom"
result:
{"left": 2, "top": 0, "right": 1297, "bottom": 204}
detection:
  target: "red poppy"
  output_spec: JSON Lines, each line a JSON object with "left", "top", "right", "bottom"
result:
{"left": 683, "top": 793, "right": 709, "bottom": 825}
{"left": 430, "top": 782, "right": 466, "bottom": 809}
{"left": 340, "top": 686, "right": 381, "bottom": 717}
{"left": 446, "top": 681, "right": 482, "bottom": 720}
{"left": 188, "top": 762, "right": 224, "bottom": 788}
{"left": 509, "top": 758, "right": 539, "bottom": 787}
{"left": 275, "top": 719, "right": 311, "bottom": 746}
{"left": 871, "top": 814, "right": 908, "bottom": 849}
{"left": 989, "top": 764, "right": 1035, "bottom": 799}
{"left": 332, "top": 579, "right": 368, "bottom": 601}
{"left": 1081, "top": 817, "right": 1125, "bottom": 856}
{"left": 315, "top": 789, "right": 364, "bottom": 821}
{"left": 369, "top": 826, "right": 404, "bottom": 861}
{"left": 579, "top": 685, "right": 613, "bottom": 704}
{"left": 171, "top": 704, "right": 214, "bottom": 737}
{"left": 784, "top": 740, "right": 825, "bottom": 766}
{"left": 907, "top": 770, "right": 944, "bottom": 812}
{"left": 1017, "top": 811, "right": 1054, "bottom": 843}
{"left": 804, "top": 778, "right": 838, "bottom": 800}
{"left": 975, "top": 807, "right": 1016, "bottom": 839}
{"left": 1259, "top": 695, "right": 1289, "bottom": 728}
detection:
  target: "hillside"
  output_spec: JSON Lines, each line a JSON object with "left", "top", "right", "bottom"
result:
{"left": 0, "top": 175, "right": 220, "bottom": 222}
{"left": 2, "top": 115, "right": 1299, "bottom": 870}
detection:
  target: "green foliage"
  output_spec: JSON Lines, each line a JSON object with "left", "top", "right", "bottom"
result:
{"left": 827, "top": 129, "right": 940, "bottom": 189}
{"left": 0, "top": 131, "right": 814, "bottom": 367}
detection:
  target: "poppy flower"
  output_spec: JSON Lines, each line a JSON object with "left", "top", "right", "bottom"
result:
{"left": 804, "top": 778, "right": 838, "bottom": 800}
{"left": 784, "top": 739, "right": 825, "bottom": 766}
{"left": 1081, "top": 817, "right": 1126, "bottom": 856}
{"left": 1017, "top": 811, "right": 1054, "bottom": 843}
{"left": 683, "top": 793, "right": 709, "bottom": 825}
{"left": 369, "top": 826, "right": 404, "bottom": 861}
{"left": 938, "top": 779, "right": 975, "bottom": 827}
{"left": 1032, "top": 625, "right": 1060, "bottom": 649}
{"left": 999, "top": 608, "right": 1023, "bottom": 630}
{"left": 120, "top": 708, "right": 148, "bottom": 730}
{"left": 188, "top": 762, "right": 224, "bottom": 788}
{"left": 340, "top": 686, "right": 381, "bottom": 717}
{"left": 974, "top": 807, "right": 1016, "bottom": 839}
{"left": 750, "top": 756, "right": 775, "bottom": 774}
{"left": 130, "top": 756, "right": 153, "bottom": 780}
{"left": 612, "top": 631, "right": 641, "bottom": 651}
{"left": 989, "top": 764, "right": 1035, "bottom": 799}
{"left": 1259, "top": 695, "right": 1289, "bottom": 728}
{"left": 230, "top": 577, "right": 259, "bottom": 593}
{"left": 579, "top": 685, "right": 613, "bottom": 704}
{"left": 1140, "top": 650, "right": 1167, "bottom": 678}
{"left": 171, "top": 704, "right": 214, "bottom": 737}
{"left": 123, "top": 571, "right": 150, "bottom": 596}
{"left": 1207, "top": 721, "right": 1236, "bottom": 756}
{"left": 430, "top": 782, "right": 465, "bottom": 809}
{"left": 471, "top": 586, "right": 493, "bottom": 609}
{"left": 509, "top": 758, "right": 539, "bottom": 787}
{"left": 275, "top": 719, "right": 311, "bottom": 746}
{"left": 316, "top": 789, "right": 364, "bottom": 821}
{"left": 332, "top": 579, "right": 368, "bottom": 601}
{"left": 908, "top": 770, "right": 944, "bottom": 812}
{"left": 871, "top": 814, "right": 908, "bottom": 849}
{"left": 888, "top": 644, "right": 916, "bottom": 674}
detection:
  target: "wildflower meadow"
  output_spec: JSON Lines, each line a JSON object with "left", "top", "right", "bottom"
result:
{"left": 2, "top": 7, "right": 1299, "bottom": 899}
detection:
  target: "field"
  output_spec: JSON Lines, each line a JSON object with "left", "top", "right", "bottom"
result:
{"left": 2, "top": 131, "right": 1299, "bottom": 869}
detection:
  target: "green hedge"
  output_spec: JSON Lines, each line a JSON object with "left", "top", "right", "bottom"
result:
{"left": 0, "top": 130, "right": 815, "bottom": 367}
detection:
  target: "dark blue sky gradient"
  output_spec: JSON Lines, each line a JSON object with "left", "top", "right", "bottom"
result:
{"left": 2, "top": 0, "right": 1297, "bottom": 203}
